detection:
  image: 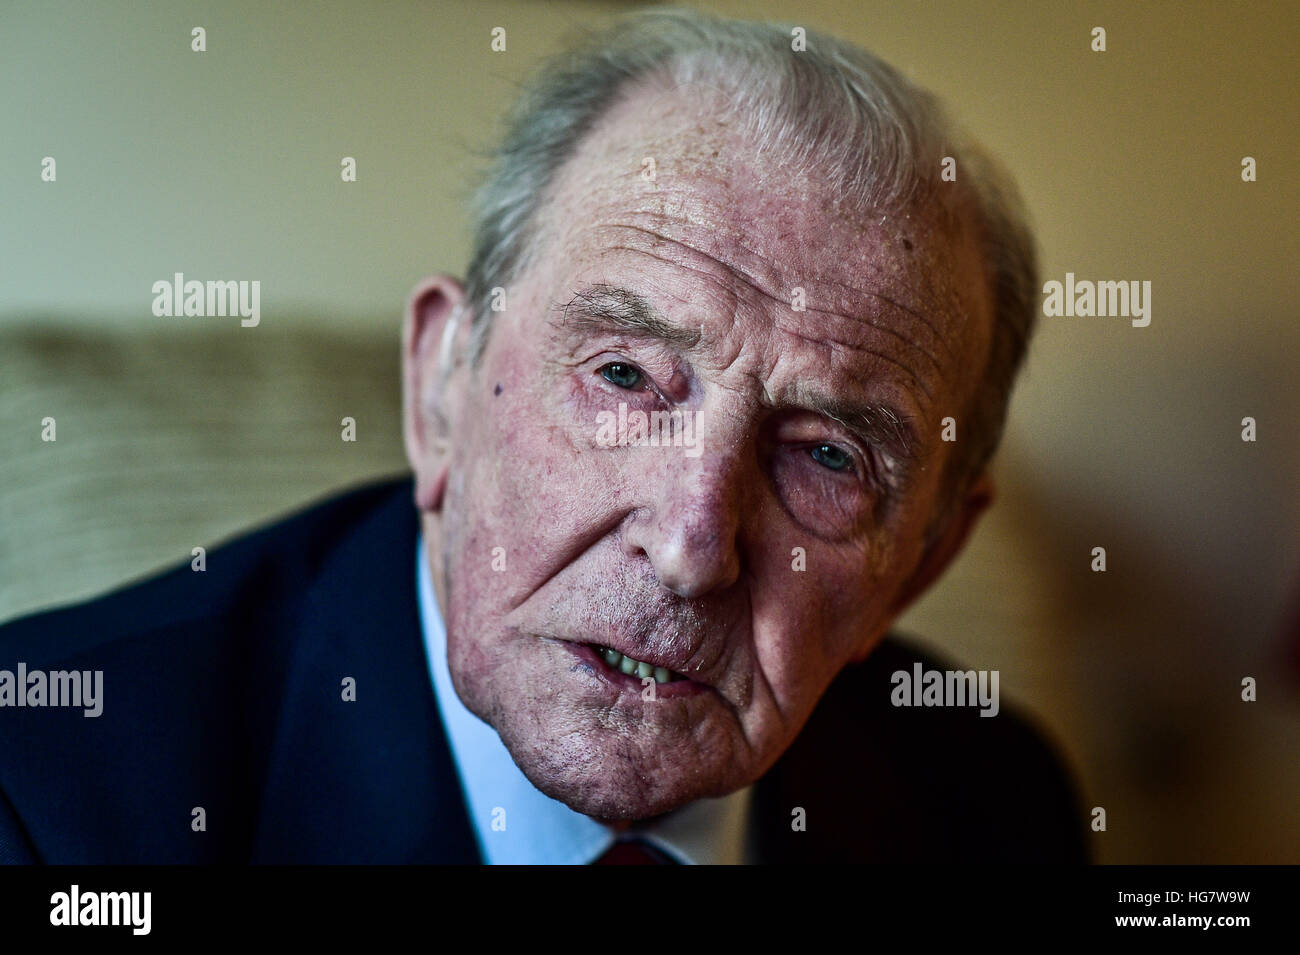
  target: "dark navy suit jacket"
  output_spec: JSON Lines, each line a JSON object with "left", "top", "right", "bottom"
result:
{"left": 0, "top": 476, "right": 1088, "bottom": 863}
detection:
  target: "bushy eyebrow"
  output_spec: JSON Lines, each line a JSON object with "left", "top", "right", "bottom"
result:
{"left": 785, "top": 384, "right": 923, "bottom": 471}
{"left": 553, "top": 284, "right": 701, "bottom": 348}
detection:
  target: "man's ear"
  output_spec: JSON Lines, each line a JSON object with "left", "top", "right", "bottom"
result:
{"left": 402, "top": 275, "right": 468, "bottom": 514}
{"left": 886, "top": 470, "right": 996, "bottom": 623}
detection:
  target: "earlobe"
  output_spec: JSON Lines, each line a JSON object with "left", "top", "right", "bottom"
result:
{"left": 420, "top": 468, "right": 449, "bottom": 513}
{"left": 402, "top": 275, "right": 468, "bottom": 514}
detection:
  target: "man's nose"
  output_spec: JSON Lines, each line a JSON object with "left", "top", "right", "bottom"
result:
{"left": 621, "top": 451, "right": 746, "bottom": 600}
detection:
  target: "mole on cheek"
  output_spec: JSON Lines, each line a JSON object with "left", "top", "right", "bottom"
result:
{"left": 494, "top": 383, "right": 503, "bottom": 396}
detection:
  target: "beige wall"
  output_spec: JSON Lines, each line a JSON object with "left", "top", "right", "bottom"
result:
{"left": 3, "top": 0, "right": 1296, "bottom": 862}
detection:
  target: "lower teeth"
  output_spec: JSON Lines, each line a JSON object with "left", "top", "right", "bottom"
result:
{"left": 596, "top": 646, "right": 680, "bottom": 684}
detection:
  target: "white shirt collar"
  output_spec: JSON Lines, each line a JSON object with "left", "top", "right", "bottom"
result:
{"left": 416, "top": 534, "right": 751, "bottom": 864}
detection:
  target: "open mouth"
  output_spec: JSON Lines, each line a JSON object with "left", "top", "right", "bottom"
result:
{"left": 588, "top": 644, "right": 686, "bottom": 684}
{"left": 555, "top": 640, "right": 712, "bottom": 700}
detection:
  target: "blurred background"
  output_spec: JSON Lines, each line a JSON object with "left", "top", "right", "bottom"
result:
{"left": 2, "top": 0, "right": 1296, "bottom": 862}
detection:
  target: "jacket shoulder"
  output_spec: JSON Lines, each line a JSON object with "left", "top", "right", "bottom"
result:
{"left": 0, "top": 475, "right": 417, "bottom": 863}
{"left": 752, "top": 633, "right": 1090, "bottom": 863}
{"left": 0, "top": 476, "right": 410, "bottom": 665}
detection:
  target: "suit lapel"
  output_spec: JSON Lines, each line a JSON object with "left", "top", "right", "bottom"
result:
{"left": 250, "top": 478, "right": 479, "bottom": 863}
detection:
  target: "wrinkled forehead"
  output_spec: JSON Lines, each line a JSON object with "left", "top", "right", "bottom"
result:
{"left": 533, "top": 81, "right": 991, "bottom": 395}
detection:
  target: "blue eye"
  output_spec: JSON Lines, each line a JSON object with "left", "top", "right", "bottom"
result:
{"left": 600, "top": 362, "right": 642, "bottom": 389}
{"left": 810, "top": 443, "right": 853, "bottom": 472}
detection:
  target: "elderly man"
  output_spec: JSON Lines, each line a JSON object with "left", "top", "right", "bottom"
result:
{"left": 0, "top": 10, "right": 1084, "bottom": 864}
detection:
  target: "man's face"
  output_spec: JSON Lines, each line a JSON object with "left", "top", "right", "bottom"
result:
{"left": 421, "top": 84, "right": 992, "bottom": 820}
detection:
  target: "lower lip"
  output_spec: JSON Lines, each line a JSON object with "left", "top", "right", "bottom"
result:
{"left": 558, "top": 641, "right": 711, "bottom": 699}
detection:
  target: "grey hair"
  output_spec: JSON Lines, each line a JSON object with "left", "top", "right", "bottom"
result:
{"left": 461, "top": 7, "right": 1037, "bottom": 526}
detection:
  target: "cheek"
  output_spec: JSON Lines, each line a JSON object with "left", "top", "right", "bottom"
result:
{"left": 746, "top": 532, "right": 899, "bottom": 705}
{"left": 444, "top": 346, "right": 626, "bottom": 612}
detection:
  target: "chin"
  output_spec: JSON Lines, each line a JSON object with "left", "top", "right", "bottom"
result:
{"left": 497, "top": 719, "right": 726, "bottom": 821}
{"left": 454, "top": 670, "right": 742, "bottom": 820}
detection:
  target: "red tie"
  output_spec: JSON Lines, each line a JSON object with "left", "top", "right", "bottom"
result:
{"left": 593, "top": 838, "right": 678, "bottom": 864}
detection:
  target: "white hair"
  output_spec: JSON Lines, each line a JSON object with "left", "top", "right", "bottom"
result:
{"left": 462, "top": 7, "right": 1038, "bottom": 518}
